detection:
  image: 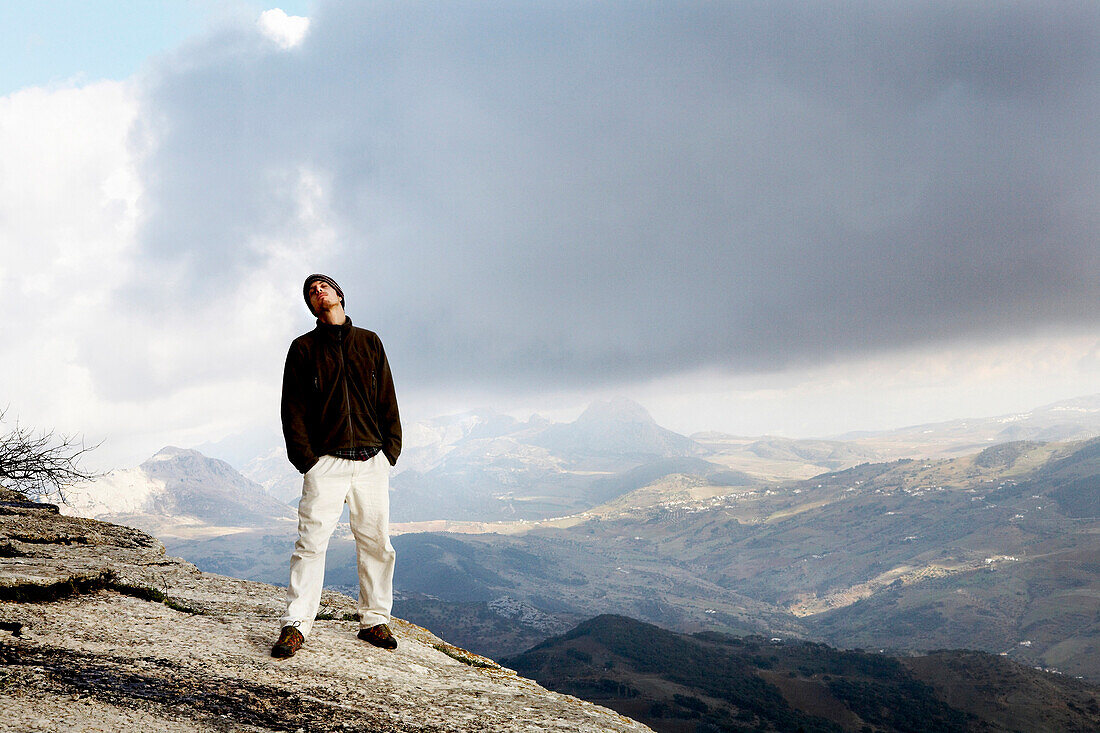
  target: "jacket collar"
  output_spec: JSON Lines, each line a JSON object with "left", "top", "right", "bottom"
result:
{"left": 314, "top": 316, "right": 352, "bottom": 339}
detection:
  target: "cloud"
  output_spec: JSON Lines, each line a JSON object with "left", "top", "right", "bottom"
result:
{"left": 0, "top": 78, "right": 314, "bottom": 469}
{"left": 631, "top": 331, "right": 1100, "bottom": 439}
{"left": 5, "top": 3, "right": 1096, "bottom": 476}
{"left": 67, "top": 2, "right": 1100, "bottom": 404}
{"left": 257, "top": 8, "right": 310, "bottom": 50}
{"left": 0, "top": 81, "right": 138, "bottom": 435}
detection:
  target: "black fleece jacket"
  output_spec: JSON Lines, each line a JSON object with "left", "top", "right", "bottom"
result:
{"left": 280, "top": 317, "right": 402, "bottom": 473}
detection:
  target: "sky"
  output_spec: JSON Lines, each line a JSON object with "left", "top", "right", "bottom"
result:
{"left": 2, "top": 1, "right": 1099, "bottom": 471}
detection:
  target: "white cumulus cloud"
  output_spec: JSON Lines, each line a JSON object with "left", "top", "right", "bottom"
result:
{"left": 0, "top": 77, "right": 330, "bottom": 472}
{"left": 0, "top": 80, "right": 140, "bottom": 451}
{"left": 258, "top": 8, "right": 310, "bottom": 50}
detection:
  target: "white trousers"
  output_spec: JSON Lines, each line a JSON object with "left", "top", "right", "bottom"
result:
{"left": 279, "top": 453, "right": 395, "bottom": 637}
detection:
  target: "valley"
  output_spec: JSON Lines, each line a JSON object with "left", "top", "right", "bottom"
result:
{"left": 60, "top": 394, "right": 1100, "bottom": 684}
{"left": 381, "top": 438, "right": 1100, "bottom": 680}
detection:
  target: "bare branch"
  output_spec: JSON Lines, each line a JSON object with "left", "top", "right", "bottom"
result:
{"left": 0, "top": 408, "right": 102, "bottom": 503}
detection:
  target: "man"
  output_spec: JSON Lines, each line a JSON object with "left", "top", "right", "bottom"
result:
{"left": 272, "top": 274, "right": 402, "bottom": 658}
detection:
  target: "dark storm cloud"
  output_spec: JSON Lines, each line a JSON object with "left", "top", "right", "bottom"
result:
{"left": 132, "top": 1, "right": 1100, "bottom": 390}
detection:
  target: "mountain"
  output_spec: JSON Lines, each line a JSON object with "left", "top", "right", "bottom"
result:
{"left": 693, "top": 393, "right": 1100, "bottom": 481}
{"left": 804, "top": 439, "right": 1100, "bottom": 673}
{"left": 835, "top": 393, "right": 1100, "bottom": 453}
{"left": 159, "top": 436, "right": 1100, "bottom": 675}
{"left": 0, "top": 489, "right": 651, "bottom": 732}
{"left": 400, "top": 409, "right": 527, "bottom": 473}
{"left": 12, "top": 488, "right": 1097, "bottom": 733}
{"left": 375, "top": 439, "right": 1100, "bottom": 679}
{"left": 384, "top": 524, "right": 812, "bottom": 657}
{"left": 63, "top": 446, "right": 296, "bottom": 530}
{"left": 241, "top": 446, "right": 304, "bottom": 504}
{"left": 386, "top": 398, "right": 707, "bottom": 522}
{"left": 533, "top": 397, "right": 703, "bottom": 460}
{"left": 85, "top": 396, "right": 1100, "bottom": 681}
{"left": 233, "top": 394, "right": 1100, "bottom": 522}
{"left": 390, "top": 431, "right": 576, "bottom": 521}
{"left": 505, "top": 614, "right": 1100, "bottom": 733}
{"left": 193, "top": 425, "right": 283, "bottom": 473}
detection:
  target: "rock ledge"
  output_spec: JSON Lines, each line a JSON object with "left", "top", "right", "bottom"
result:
{"left": 0, "top": 490, "right": 651, "bottom": 732}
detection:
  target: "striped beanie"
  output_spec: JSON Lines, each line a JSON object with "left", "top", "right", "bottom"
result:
{"left": 303, "top": 274, "right": 345, "bottom": 315}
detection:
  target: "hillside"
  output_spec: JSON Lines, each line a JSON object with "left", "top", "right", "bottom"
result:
{"left": 0, "top": 489, "right": 649, "bottom": 732}
{"left": 506, "top": 614, "right": 1100, "bottom": 733}
{"left": 835, "top": 393, "right": 1100, "bottom": 457}
{"left": 694, "top": 393, "right": 1100, "bottom": 477}
{"left": 382, "top": 439, "right": 1100, "bottom": 678}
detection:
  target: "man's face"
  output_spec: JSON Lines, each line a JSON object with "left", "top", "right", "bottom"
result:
{"left": 308, "top": 280, "right": 340, "bottom": 313}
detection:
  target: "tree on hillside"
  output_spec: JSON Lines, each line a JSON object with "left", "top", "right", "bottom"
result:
{"left": 0, "top": 409, "right": 99, "bottom": 502}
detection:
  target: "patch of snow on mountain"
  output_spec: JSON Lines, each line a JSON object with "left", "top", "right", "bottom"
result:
{"left": 60, "top": 467, "right": 167, "bottom": 518}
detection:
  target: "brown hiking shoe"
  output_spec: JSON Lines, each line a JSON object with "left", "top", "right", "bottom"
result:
{"left": 358, "top": 623, "right": 397, "bottom": 650}
{"left": 271, "top": 625, "right": 304, "bottom": 658}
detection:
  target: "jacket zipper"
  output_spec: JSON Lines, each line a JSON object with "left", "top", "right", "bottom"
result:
{"left": 339, "top": 335, "right": 353, "bottom": 446}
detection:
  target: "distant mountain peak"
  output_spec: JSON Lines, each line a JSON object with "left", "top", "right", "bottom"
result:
{"left": 141, "top": 446, "right": 237, "bottom": 474}
{"left": 147, "top": 446, "right": 203, "bottom": 462}
{"left": 529, "top": 397, "right": 700, "bottom": 460}
{"left": 576, "top": 397, "right": 655, "bottom": 426}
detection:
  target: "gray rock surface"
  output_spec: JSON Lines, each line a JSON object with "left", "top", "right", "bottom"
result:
{"left": 0, "top": 489, "right": 651, "bottom": 732}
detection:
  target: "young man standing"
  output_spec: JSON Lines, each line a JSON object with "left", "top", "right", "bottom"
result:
{"left": 272, "top": 274, "right": 402, "bottom": 658}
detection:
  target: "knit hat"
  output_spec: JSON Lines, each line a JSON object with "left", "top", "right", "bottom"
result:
{"left": 303, "top": 274, "right": 345, "bottom": 315}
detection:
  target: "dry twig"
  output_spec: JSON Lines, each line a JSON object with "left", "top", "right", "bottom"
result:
{"left": 0, "top": 408, "right": 101, "bottom": 502}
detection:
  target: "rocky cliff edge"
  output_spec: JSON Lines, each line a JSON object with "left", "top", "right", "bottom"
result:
{"left": 0, "top": 488, "right": 651, "bottom": 732}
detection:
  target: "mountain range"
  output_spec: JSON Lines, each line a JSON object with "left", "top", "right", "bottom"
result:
{"left": 380, "top": 437, "right": 1100, "bottom": 680}
{"left": 242, "top": 392, "right": 1100, "bottom": 521}
{"left": 63, "top": 394, "right": 1100, "bottom": 687}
